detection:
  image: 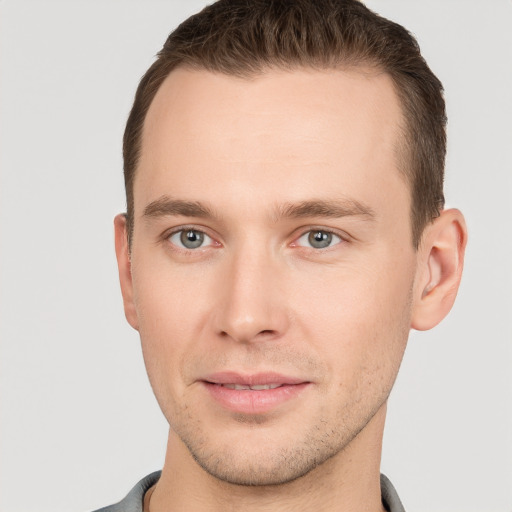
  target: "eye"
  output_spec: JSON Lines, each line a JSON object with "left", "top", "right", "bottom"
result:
{"left": 168, "top": 229, "right": 213, "bottom": 249}
{"left": 296, "top": 230, "right": 342, "bottom": 249}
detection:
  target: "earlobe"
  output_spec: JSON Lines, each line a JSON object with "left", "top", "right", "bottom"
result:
{"left": 411, "top": 209, "right": 467, "bottom": 331}
{"left": 114, "top": 214, "right": 139, "bottom": 330}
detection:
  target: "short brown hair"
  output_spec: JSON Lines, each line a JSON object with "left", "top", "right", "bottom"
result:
{"left": 123, "top": 0, "right": 446, "bottom": 248}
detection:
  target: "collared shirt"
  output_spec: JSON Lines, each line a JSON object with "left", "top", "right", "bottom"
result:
{"left": 92, "top": 471, "right": 405, "bottom": 512}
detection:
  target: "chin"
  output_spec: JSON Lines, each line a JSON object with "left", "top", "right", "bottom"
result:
{"left": 174, "top": 417, "right": 358, "bottom": 487}
{"left": 189, "top": 443, "right": 327, "bottom": 486}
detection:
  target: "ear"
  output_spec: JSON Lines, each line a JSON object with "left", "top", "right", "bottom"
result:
{"left": 114, "top": 214, "right": 139, "bottom": 330}
{"left": 411, "top": 209, "right": 467, "bottom": 331}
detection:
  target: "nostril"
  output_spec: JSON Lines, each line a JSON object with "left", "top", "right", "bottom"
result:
{"left": 218, "top": 328, "right": 278, "bottom": 342}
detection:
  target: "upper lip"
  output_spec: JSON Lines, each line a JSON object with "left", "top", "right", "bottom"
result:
{"left": 202, "top": 371, "right": 308, "bottom": 386}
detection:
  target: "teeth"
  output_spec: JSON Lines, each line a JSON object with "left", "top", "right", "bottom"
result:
{"left": 221, "top": 383, "right": 282, "bottom": 390}
{"left": 250, "top": 383, "right": 281, "bottom": 390}
{"left": 221, "top": 384, "right": 251, "bottom": 390}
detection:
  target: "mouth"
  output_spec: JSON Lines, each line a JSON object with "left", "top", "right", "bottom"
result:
{"left": 215, "top": 382, "right": 283, "bottom": 390}
{"left": 201, "top": 372, "right": 310, "bottom": 414}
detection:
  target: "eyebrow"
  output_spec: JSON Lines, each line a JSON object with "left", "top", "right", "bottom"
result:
{"left": 143, "top": 196, "right": 216, "bottom": 219}
{"left": 274, "top": 199, "right": 376, "bottom": 221}
{"left": 142, "top": 196, "right": 375, "bottom": 223}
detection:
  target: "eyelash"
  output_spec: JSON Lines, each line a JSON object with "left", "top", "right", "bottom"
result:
{"left": 165, "top": 226, "right": 219, "bottom": 251}
{"left": 163, "top": 226, "right": 347, "bottom": 252}
{"left": 292, "top": 228, "right": 345, "bottom": 250}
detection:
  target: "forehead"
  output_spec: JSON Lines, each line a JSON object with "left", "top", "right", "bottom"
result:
{"left": 136, "top": 66, "right": 408, "bottom": 220}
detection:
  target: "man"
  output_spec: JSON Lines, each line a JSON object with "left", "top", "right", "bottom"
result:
{"left": 98, "top": 0, "right": 467, "bottom": 510}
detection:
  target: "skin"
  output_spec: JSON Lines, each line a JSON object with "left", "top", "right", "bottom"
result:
{"left": 115, "top": 67, "right": 466, "bottom": 511}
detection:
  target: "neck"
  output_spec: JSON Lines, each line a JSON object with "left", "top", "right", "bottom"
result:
{"left": 149, "top": 404, "right": 388, "bottom": 512}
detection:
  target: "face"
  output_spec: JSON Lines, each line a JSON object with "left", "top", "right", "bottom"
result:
{"left": 120, "top": 67, "right": 420, "bottom": 485}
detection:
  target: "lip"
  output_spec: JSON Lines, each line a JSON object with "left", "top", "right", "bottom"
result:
{"left": 201, "top": 372, "right": 311, "bottom": 414}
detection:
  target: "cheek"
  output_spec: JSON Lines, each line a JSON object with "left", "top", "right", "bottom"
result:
{"left": 131, "top": 263, "right": 202, "bottom": 406}
{"left": 132, "top": 249, "right": 209, "bottom": 338}
{"left": 291, "top": 257, "right": 414, "bottom": 385}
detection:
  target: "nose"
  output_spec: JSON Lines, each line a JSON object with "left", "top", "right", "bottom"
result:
{"left": 213, "top": 247, "right": 289, "bottom": 344}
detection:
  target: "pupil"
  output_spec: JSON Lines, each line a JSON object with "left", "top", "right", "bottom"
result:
{"left": 181, "top": 230, "right": 204, "bottom": 248}
{"left": 309, "top": 231, "right": 332, "bottom": 248}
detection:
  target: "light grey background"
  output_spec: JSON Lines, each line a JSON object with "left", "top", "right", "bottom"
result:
{"left": 1, "top": 1, "right": 511, "bottom": 511}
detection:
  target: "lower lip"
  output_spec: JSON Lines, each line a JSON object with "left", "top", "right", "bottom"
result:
{"left": 202, "top": 382, "right": 310, "bottom": 414}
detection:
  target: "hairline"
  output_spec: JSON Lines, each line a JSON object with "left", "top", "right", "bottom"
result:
{"left": 127, "top": 61, "right": 419, "bottom": 249}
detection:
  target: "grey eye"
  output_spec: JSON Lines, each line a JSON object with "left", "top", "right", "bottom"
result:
{"left": 309, "top": 231, "right": 332, "bottom": 248}
{"left": 169, "top": 229, "right": 210, "bottom": 249}
{"left": 297, "top": 230, "right": 341, "bottom": 249}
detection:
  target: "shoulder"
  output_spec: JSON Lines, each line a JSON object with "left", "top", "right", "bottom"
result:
{"left": 381, "top": 474, "right": 406, "bottom": 512}
{"left": 91, "top": 471, "right": 161, "bottom": 512}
